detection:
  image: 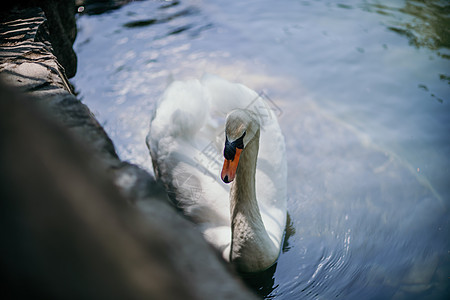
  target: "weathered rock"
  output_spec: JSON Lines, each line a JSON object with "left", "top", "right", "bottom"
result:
{"left": 0, "top": 4, "right": 258, "bottom": 300}
{"left": 0, "top": 6, "right": 118, "bottom": 168}
{"left": 0, "top": 7, "right": 72, "bottom": 92}
{"left": 1, "top": 0, "right": 77, "bottom": 78}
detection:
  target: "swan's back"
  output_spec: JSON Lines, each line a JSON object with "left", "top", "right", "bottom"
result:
{"left": 147, "top": 75, "right": 287, "bottom": 260}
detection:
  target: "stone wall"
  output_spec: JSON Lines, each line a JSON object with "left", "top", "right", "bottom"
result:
{"left": 0, "top": 2, "right": 257, "bottom": 299}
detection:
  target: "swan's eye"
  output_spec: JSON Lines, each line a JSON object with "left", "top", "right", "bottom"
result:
{"left": 235, "top": 131, "right": 246, "bottom": 149}
{"left": 223, "top": 131, "right": 246, "bottom": 160}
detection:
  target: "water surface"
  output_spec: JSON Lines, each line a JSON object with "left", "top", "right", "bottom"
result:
{"left": 73, "top": 0, "right": 450, "bottom": 298}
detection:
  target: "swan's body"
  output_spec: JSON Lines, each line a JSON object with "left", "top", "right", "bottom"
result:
{"left": 147, "top": 75, "right": 287, "bottom": 272}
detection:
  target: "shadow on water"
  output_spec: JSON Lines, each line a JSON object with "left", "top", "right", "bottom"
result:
{"left": 241, "top": 263, "right": 278, "bottom": 299}
{"left": 76, "top": 0, "right": 135, "bottom": 15}
{"left": 282, "top": 213, "right": 296, "bottom": 254}
{"left": 122, "top": 6, "right": 200, "bottom": 28}
{"left": 118, "top": 3, "right": 212, "bottom": 38}
{"left": 76, "top": 0, "right": 181, "bottom": 16}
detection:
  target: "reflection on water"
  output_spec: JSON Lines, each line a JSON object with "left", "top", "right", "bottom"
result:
{"left": 361, "top": 0, "right": 450, "bottom": 105}
{"left": 73, "top": 0, "right": 450, "bottom": 299}
{"left": 363, "top": 0, "right": 450, "bottom": 59}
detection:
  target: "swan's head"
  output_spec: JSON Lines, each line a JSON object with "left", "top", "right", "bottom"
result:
{"left": 221, "top": 109, "right": 260, "bottom": 183}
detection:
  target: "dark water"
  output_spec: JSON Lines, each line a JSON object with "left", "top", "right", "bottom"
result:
{"left": 73, "top": 0, "right": 450, "bottom": 299}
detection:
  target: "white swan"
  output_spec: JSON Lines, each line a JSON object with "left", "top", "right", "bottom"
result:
{"left": 147, "top": 75, "right": 287, "bottom": 272}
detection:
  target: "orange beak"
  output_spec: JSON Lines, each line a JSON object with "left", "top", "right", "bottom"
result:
{"left": 221, "top": 148, "right": 242, "bottom": 183}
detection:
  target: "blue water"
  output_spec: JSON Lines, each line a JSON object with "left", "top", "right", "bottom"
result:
{"left": 73, "top": 0, "right": 450, "bottom": 299}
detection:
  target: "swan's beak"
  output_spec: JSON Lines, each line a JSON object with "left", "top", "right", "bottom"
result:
{"left": 221, "top": 148, "right": 242, "bottom": 183}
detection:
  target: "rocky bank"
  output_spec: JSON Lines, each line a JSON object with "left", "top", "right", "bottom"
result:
{"left": 0, "top": 1, "right": 258, "bottom": 299}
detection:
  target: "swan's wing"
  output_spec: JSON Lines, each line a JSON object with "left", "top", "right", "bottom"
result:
{"left": 147, "top": 79, "right": 230, "bottom": 226}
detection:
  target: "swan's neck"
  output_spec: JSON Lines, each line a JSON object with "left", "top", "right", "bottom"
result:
{"left": 229, "top": 129, "right": 278, "bottom": 272}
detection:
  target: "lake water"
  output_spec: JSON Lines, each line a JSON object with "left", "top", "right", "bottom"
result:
{"left": 72, "top": 0, "right": 449, "bottom": 299}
